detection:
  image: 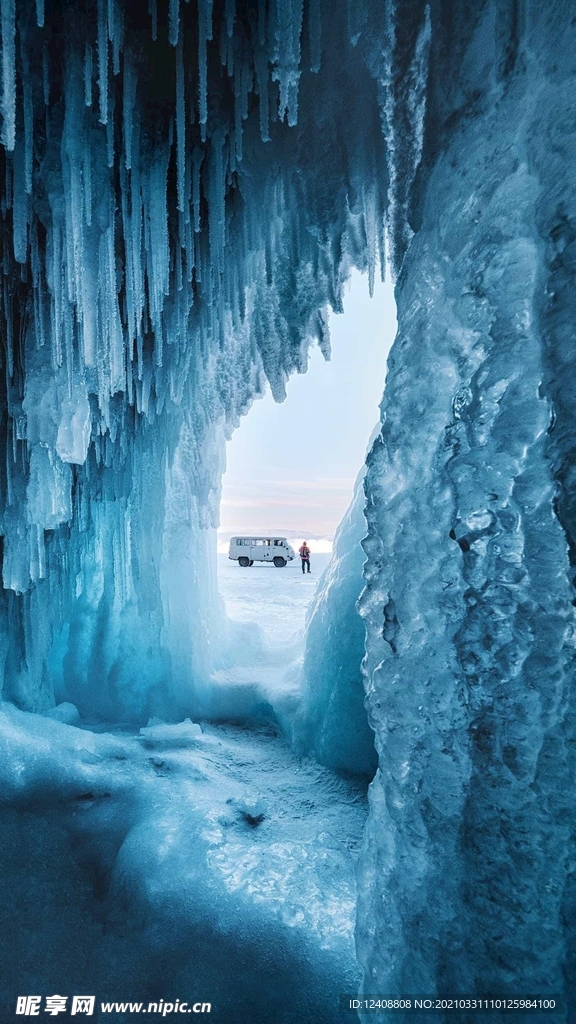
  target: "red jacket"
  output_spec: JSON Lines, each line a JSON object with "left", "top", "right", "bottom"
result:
{"left": 299, "top": 545, "right": 311, "bottom": 558}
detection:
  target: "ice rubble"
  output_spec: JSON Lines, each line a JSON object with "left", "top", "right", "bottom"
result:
{"left": 0, "top": 0, "right": 575, "bottom": 1017}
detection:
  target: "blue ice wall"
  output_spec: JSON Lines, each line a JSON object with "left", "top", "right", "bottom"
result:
{"left": 295, "top": 464, "right": 377, "bottom": 779}
{"left": 357, "top": 0, "right": 576, "bottom": 1009}
{"left": 0, "top": 0, "right": 386, "bottom": 721}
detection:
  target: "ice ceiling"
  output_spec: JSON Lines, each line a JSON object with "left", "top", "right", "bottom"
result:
{"left": 1, "top": 0, "right": 576, "bottom": 1011}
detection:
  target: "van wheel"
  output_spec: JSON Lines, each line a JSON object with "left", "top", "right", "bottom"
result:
{"left": 273, "top": 556, "right": 286, "bottom": 568}
{"left": 249, "top": 560, "right": 254, "bottom": 566}
{"left": 238, "top": 557, "right": 250, "bottom": 567}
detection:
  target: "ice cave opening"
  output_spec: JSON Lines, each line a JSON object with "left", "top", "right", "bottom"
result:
{"left": 150, "top": 259, "right": 398, "bottom": 767}
{"left": 215, "top": 270, "right": 396, "bottom": 748}
{"left": 2, "top": 0, "right": 576, "bottom": 1020}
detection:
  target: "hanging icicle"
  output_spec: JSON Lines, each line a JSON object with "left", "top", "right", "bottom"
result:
{"left": 42, "top": 39, "right": 49, "bottom": 105}
{"left": 175, "top": 35, "right": 186, "bottom": 212}
{"left": 22, "top": 45, "right": 33, "bottom": 195}
{"left": 169, "top": 0, "right": 180, "bottom": 46}
{"left": 110, "top": 0, "right": 124, "bottom": 76}
{"left": 1, "top": 0, "right": 16, "bottom": 151}
{"left": 192, "top": 146, "right": 203, "bottom": 234}
{"left": 84, "top": 44, "right": 93, "bottom": 107}
{"left": 148, "top": 0, "right": 158, "bottom": 41}
{"left": 123, "top": 49, "right": 137, "bottom": 170}
{"left": 308, "top": 0, "right": 322, "bottom": 73}
{"left": 225, "top": 0, "right": 235, "bottom": 38}
{"left": 272, "top": 0, "right": 304, "bottom": 126}
{"left": 198, "top": 0, "right": 214, "bottom": 141}
{"left": 97, "top": 0, "right": 109, "bottom": 124}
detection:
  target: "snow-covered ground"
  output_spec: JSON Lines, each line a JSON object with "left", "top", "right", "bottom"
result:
{"left": 0, "top": 702, "right": 365, "bottom": 1023}
{"left": 218, "top": 552, "right": 331, "bottom": 642}
{"left": 207, "top": 552, "right": 334, "bottom": 728}
{"left": 1, "top": 551, "right": 366, "bottom": 1023}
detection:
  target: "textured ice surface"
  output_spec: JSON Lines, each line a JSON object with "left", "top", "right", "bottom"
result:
{"left": 356, "top": 1, "right": 576, "bottom": 1012}
{"left": 295, "top": 470, "right": 377, "bottom": 778}
{"left": 0, "top": 702, "right": 365, "bottom": 1023}
{"left": 1, "top": 0, "right": 575, "bottom": 1017}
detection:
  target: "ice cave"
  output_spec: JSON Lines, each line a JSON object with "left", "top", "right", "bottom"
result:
{"left": 0, "top": 0, "right": 575, "bottom": 1021}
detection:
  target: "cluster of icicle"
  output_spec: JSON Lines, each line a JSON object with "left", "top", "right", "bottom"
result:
{"left": 1, "top": 0, "right": 322, "bottom": 436}
{"left": 0, "top": 0, "right": 396, "bottom": 711}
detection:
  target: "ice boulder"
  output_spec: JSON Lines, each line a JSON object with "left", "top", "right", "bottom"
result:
{"left": 139, "top": 718, "right": 204, "bottom": 749}
{"left": 43, "top": 703, "right": 81, "bottom": 726}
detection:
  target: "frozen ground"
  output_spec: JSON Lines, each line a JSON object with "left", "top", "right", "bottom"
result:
{"left": 0, "top": 703, "right": 365, "bottom": 1023}
{"left": 2, "top": 552, "right": 365, "bottom": 1023}
{"left": 218, "top": 552, "right": 331, "bottom": 643}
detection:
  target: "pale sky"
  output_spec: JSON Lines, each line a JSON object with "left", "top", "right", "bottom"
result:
{"left": 218, "top": 271, "right": 397, "bottom": 550}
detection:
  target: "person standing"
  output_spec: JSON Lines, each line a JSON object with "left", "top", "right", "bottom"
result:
{"left": 299, "top": 541, "right": 311, "bottom": 573}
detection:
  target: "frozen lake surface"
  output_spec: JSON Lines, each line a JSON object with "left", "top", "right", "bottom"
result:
{"left": 218, "top": 552, "right": 331, "bottom": 643}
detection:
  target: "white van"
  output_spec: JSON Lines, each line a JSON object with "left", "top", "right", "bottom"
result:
{"left": 229, "top": 537, "right": 296, "bottom": 568}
